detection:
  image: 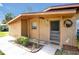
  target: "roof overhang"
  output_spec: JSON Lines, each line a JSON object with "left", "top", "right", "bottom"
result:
{"left": 22, "top": 9, "right": 76, "bottom": 16}
{"left": 44, "top": 4, "right": 79, "bottom": 12}
{"left": 7, "top": 9, "right": 76, "bottom": 24}
{"left": 7, "top": 14, "right": 22, "bottom": 24}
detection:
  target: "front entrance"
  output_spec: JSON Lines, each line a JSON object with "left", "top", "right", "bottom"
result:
{"left": 50, "top": 21, "right": 60, "bottom": 44}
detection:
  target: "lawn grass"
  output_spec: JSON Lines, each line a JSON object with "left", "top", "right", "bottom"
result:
{"left": 0, "top": 50, "right": 5, "bottom": 55}
{"left": 0, "top": 32, "right": 8, "bottom": 37}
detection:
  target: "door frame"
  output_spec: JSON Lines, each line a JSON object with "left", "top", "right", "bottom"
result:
{"left": 50, "top": 20, "right": 60, "bottom": 45}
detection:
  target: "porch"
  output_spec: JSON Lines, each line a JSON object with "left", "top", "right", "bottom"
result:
{"left": 20, "top": 9, "right": 76, "bottom": 48}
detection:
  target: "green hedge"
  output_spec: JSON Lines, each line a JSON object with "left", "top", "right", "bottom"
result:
{"left": 16, "top": 36, "right": 29, "bottom": 46}
{"left": 0, "top": 25, "right": 8, "bottom": 32}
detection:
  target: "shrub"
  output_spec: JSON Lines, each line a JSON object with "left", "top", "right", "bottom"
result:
{"left": 17, "top": 36, "right": 29, "bottom": 46}
{"left": 0, "top": 24, "right": 8, "bottom": 32}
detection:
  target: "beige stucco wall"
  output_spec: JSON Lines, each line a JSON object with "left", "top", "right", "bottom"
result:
{"left": 8, "top": 17, "right": 21, "bottom": 38}
{"left": 8, "top": 13, "right": 77, "bottom": 47}
{"left": 29, "top": 18, "right": 50, "bottom": 41}
{"left": 29, "top": 18, "right": 39, "bottom": 39}
{"left": 61, "top": 16, "right": 77, "bottom": 46}
{"left": 28, "top": 15, "right": 77, "bottom": 47}
{"left": 21, "top": 19, "right": 28, "bottom": 36}
{"left": 40, "top": 18, "right": 49, "bottom": 41}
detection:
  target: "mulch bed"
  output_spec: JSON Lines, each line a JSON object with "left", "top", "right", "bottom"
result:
{"left": 25, "top": 42, "right": 43, "bottom": 53}
{"left": 55, "top": 49, "right": 79, "bottom": 55}
{"left": 63, "top": 45, "right": 79, "bottom": 51}
{"left": 9, "top": 40, "right": 43, "bottom": 53}
{"left": 15, "top": 41, "right": 43, "bottom": 53}
{"left": 55, "top": 45, "right": 79, "bottom": 55}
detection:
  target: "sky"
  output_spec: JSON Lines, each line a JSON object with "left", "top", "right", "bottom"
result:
{"left": 0, "top": 3, "right": 72, "bottom": 23}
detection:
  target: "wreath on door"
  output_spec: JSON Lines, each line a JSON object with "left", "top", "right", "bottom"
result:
{"left": 64, "top": 19, "right": 73, "bottom": 28}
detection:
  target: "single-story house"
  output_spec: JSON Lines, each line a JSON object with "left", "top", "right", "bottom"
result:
{"left": 7, "top": 4, "right": 79, "bottom": 48}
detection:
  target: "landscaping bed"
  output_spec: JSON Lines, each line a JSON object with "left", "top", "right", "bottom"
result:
{"left": 63, "top": 45, "right": 79, "bottom": 51}
{"left": 14, "top": 41, "right": 43, "bottom": 53}
{"left": 55, "top": 45, "right": 79, "bottom": 55}
{"left": 25, "top": 42, "right": 43, "bottom": 53}
{"left": 55, "top": 49, "right": 79, "bottom": 55}
{"left": 15, "top": 36, "right": 43, "bottom": 53}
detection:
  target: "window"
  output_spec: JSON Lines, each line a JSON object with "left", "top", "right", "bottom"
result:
{"left": 50, "top": 21, "right": 59, "bottom": 31}
{"left": 32, "top": 22, "right": 37, "bottom": 29}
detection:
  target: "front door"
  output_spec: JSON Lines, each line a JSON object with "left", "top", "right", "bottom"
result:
{"left": 50, "top": 21, "right": 60, "bottom": 44}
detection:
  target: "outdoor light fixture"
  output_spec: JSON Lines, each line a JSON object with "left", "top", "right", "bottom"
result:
{"left": 39, "top": 17, "right": 45, "bottom": 19}
{"left": 39, "top": 17, "right": 48, "bottom": 24}
{"left": 44, "top": 20, "right": 48, "bottom": 24}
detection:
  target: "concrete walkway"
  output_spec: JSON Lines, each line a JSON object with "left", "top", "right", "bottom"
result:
{"left": 0, "top": 36, "right": 59, "bottom": 55}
